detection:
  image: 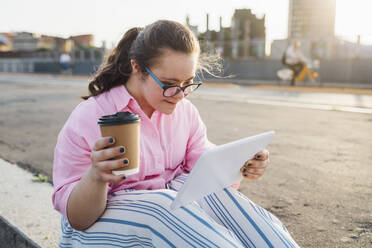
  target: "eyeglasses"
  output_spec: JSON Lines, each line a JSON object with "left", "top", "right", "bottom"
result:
{"left": 145, "top": 67, "right": 202, "bottom": 97}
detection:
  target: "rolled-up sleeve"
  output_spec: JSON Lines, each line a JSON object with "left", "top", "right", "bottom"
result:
{"left": 52, "top": 100, "right": 110, "bottom": 220}
{"left": 52, "top": 117, "right": 92, "bottom": 219}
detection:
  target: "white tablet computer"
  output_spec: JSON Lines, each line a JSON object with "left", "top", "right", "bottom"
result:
{"left": 170, "top": 131, "right": 275, "bottom": 210}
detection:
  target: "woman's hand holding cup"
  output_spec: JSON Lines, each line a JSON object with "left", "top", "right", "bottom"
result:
{"left": 88, "top": 137, "right": 128, "bottom": 184}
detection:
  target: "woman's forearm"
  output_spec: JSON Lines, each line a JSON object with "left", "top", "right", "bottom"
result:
{"left": 66, "top": 168, "right": 108, "bottom": 230}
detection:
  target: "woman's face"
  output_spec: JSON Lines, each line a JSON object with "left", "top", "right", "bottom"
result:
{"left": 141, "top": 49, "right": 199, "bottom": 115}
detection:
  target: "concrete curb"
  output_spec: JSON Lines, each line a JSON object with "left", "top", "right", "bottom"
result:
{"left": 0, "top": 215, "right": 40, "bottom": 248}
{"left": 0, "top": 158, "right": 60, "bottom": 247}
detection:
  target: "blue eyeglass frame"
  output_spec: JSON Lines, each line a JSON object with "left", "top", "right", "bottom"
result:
{"left": 145, "top": 67, "right": 202, "bottom": 97}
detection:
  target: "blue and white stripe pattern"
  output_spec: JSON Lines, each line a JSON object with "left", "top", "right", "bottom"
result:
{"left": 60, "top": 174, "right": 299, "bottom": 247}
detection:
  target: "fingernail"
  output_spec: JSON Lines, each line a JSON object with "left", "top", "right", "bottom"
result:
{"left": 122, "top": 176, "right": 126, "bottom": 180}
{"left": 242, "top": 168, "right": 247, "bottom": 172}
{"left": 123, "top": 159, "right": 129, "bottom": 165}
{"left": 109, "top": 137, "right": 114, "bottom": 143}
{"left": 247, "top": 161, "right": 253, "bottom": 167}
{"left": 256, "top": 154, "right": 261, "bottom": 159}
{"left": 119, "top": 147, "right": 125, "bottom": 153}
{"left": 243, "top": 173, "right": 248, "bottom": 177}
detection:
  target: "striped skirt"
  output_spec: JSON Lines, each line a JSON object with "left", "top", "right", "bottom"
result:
{"left": 60, "top": 174, "right": 299, "bottom": 248}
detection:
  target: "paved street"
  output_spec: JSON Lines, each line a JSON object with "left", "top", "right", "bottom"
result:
{"left": 0, "top": 73, "right": 371, "bottom": 247}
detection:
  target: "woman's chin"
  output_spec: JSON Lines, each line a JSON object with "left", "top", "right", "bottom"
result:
{"left": 159, "top": 102, "right": 177, "bottom": 115}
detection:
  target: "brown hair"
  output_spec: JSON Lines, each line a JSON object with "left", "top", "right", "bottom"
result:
{"left": 82, "top": 20, "right": 200, "bottom": 100}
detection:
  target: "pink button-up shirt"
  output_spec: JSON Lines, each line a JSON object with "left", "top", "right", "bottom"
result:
{"left": 52, "top": 85, "right": 214, "bottom": 219}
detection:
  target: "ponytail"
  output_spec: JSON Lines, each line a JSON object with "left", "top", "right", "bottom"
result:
{"left": 82, "top": 27, "right": 142, "bottom": 100}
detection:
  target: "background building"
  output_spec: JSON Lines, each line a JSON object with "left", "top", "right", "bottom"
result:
{"left": 272, "top": 0, "right": 339, "bottom": 60}
{"left": 3, "top": 32, "right": 95, "bottom": 53}
{"left": 288, "top": 0, "right": 336, "bottom": 39}
{"left": 186, "top": 15, "right": 199, "bottom": 38}
{"left": 12, "top": 32, "right": 39, "bottom": 51}
{"left": 0, "top": 33, "right": 13, "bottom": 51}
{"left": 193, "top": 9, "right": 266, "bottom": 59}
{"left": 231, "top": 9, "right": 265, "bottom": 59}
{"left": 69, "top": 34, "right": 94, "bottom": 48}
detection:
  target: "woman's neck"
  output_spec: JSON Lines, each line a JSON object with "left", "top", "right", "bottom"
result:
{"left": 125, "top": 77, "right": 154, "bottom": 118}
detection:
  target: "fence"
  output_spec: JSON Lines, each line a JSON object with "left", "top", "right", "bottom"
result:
{"left": 1, "top": 57, "right": 372, "bottom": 84}
{"left": 208, "top": 58, "right": 372, "bottom": 84}
{"left": 0, "top": 58, "right": 101, "bottom": 75}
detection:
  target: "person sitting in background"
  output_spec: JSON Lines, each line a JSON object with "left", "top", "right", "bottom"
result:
{"left": 282, "top": 40, "right": 308, "bottom": 86}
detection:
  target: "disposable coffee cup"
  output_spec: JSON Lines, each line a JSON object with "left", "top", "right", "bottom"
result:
{"left": 98, "top": 112, "right": 140, "bottom": 176}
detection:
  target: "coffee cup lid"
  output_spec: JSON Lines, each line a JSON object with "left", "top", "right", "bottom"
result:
{"left": 98, "top": 111, "right": 140, "bottom": 126}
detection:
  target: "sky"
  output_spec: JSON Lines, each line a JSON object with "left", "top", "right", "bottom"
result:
{"left": 2, "top": 0, "right": 372, "bottom": 48}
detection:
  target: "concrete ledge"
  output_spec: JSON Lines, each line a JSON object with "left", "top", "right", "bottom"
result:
{"left": 0, "top": 158, "right": 60, "bottom": 247}
{"left": 0, "top": 215, "right": 40, "bottom": 248}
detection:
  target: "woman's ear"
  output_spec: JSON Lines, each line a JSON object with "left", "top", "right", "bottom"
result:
{"left": 130, "top": 59, "right": 141, "bottom": 74}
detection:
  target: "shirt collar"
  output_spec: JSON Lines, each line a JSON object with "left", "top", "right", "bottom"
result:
{"left": 108, "top": 85, "right": 134, "bottom": 111}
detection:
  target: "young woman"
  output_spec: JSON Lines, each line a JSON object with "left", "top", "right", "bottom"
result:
{"left": 53, "top": 20, "right": 299, "bottom": 247}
